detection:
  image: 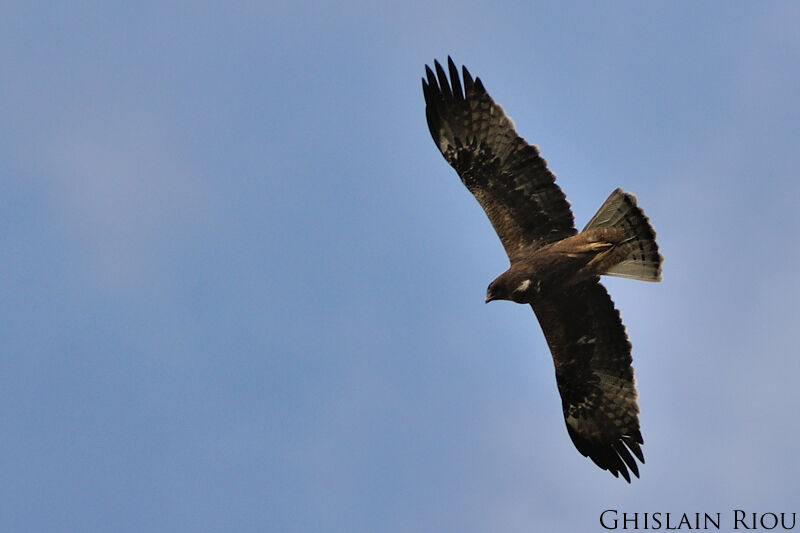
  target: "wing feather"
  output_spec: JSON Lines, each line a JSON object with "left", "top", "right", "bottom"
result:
{"left": 531, "top": 280, "right": 644, "bottom": 482}
{"left": 423, "top": 57, "right": 576, "bottom": 260}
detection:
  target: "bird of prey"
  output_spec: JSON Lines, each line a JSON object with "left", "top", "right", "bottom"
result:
{"left": 422, "top": 57, "right": 662, "bottom": 482}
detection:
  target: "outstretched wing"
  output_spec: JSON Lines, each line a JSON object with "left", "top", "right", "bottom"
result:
{"left": 422, "top": 57, "right": 575, "bottom": 260}
{"left": 531, "top": 280, "right": 644, "bottom": 482}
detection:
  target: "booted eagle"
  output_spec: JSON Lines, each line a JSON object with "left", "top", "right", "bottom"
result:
{"left": 422, "top": 58, "right": 662, "bottom": 482}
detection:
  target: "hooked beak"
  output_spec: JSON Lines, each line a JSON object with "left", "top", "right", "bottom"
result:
{"left": 485, "top": 294, "right": 494, "bottom": 304}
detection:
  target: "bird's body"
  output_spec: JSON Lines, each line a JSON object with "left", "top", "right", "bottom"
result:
{"left": 422, "top": 58, "right": 663, "bottom": 482}
{"left": 489, "top": 229, "right": 624, "bottom": 301}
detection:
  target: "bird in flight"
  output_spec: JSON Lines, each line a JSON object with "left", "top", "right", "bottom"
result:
{"left": 422, "top": 57, "right": 663, "bottom": 482}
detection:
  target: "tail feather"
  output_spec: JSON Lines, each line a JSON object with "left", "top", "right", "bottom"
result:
{"left": 584, "top": 189, "right": 663, "bottom": 282}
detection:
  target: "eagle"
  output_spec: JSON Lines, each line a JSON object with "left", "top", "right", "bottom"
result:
{"left": 422, "top": 58, "right": 662, "bottom": 482}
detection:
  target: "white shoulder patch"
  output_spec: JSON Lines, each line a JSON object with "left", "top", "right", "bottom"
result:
{"left": 515, "top": 279, "right": 531, "bottom": 293}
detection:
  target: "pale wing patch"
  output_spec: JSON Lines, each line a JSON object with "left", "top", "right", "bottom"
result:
{"left": 515, "top": 279, "right": 531, "bottom": 293}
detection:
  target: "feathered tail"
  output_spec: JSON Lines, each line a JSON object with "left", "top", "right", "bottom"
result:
{"left": 584, "top": 189, "right": 663, "bottom": 282}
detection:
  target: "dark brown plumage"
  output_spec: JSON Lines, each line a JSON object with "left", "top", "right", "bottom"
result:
{"left": 422, "top": 57, "right": 663, "bottom": 482}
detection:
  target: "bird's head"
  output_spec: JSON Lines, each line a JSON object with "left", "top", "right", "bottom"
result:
{"left": 486, "top": 271, "right": 540, "bottom": 304}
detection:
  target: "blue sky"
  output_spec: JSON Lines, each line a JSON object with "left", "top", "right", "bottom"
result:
{"left": 3, "top": 2, "right": 800, "bottom": 531}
